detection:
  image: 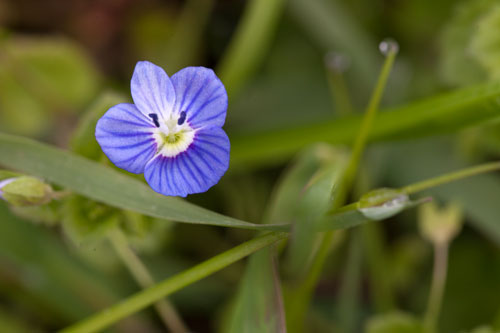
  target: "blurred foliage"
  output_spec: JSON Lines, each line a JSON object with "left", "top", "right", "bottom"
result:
{"left": 0, "top": 0, "right": 499, "bottom": 332}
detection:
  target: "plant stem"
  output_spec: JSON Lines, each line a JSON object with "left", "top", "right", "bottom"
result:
{"left": 107, "top": 229, "right": 188, "bottom": 333}
{"left": 325, "top": 55, "right": 354, "bottom": 115}
{"left": 331, "top": 161, "right": 500, "bottom": 215}
{"left": 333, "top": 45, "right": 398, "bottom": 205}
{"left": 423, "top": 241, "right": 449, "bottom": 333}
{"left": 60, "top": 232, "right": 288, "bottom": 333}
{"left": 288, "top": 44, "right": 397, "bottom": 330}
{"left": 402, "top": 161, "right": 500, "bottom": 195}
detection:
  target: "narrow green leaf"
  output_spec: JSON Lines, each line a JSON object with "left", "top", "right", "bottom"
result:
{"left": 0, "top": 132, "right": 285, "bottom": 231}
{"left": 218, "top": 0, "right": 287, "bottom": 97}
{"left": 225, "top": 249, "right": 286, "bottom": 333}
{"left": 230, "top": 82, "right": 500, "bottom": 169}
{"left": 60, "top": 232, "right": 288, "bottom": 333}
{"left": 366, "top": 312, "right": 423, "bottom": 333}
{"left": 285, "top": 149, "right": 349, "bottom": 276}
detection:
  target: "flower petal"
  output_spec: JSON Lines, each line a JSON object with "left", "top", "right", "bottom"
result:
{"left": 95, "top": 103, "right": 157, "bottom": 174}
{"left": 171, "top": 67, "right": 228, "bottom": 129}
{"left": 144, "top": 127, "right": 230, "bottom": 196}
{"left": 131, "top": 61, "right": 176, "bottom": 118}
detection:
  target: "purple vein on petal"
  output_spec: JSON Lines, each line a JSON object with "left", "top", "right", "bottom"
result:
{"left": 188, "top": 93, "right": 224, "bottom": 121}
{"left": 193, "top": 145, "right": 224, "bottom": 166}
{"left": 103, "top": 117, "right": 151, "bottom": 127}
{"left": 101, "top": 139, "right": 155, "bottom": 150}
{"left": 184, "top": 76, "right": 211, "bottom": 115}
{"left": 195, "top": 138, "right": 229, "bottom": 153}
{"left": 117, "top": 145, "right": 154, "bottom": 163}
{"left": 179, "top": 154, "right": 202, "bottom": 189}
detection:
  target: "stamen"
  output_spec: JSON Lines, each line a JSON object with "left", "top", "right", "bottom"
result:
{"left": 177, "top": 111, "right": 187, "bottom": 125}
{"left": 148, "top": 113, "right": 160, "bottom": 127}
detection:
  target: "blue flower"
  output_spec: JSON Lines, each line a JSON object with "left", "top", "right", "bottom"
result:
{"left": 95, "top": 61, "right": 230, "bottom": 197}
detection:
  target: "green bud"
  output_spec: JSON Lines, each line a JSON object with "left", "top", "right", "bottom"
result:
{"left": 418, "top": 202, "right": 463, "bottom": 245}
{"left": 0, "top": 176, "right": 53, "bottom": 206}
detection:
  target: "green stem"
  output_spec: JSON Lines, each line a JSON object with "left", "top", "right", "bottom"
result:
{"left": 325, "top": 54, "right": 354, "bottom": 115}
{"left": 423, "top": 241, "right": 449, "bottom": 333}
{"left": 333, "top": 44, "right": 398, "bottom": 205}
{"left": 60, "top": 232, "right": 288, "bottom": 333}
{"left": 107, "top": 229, "right": 189, "bottom": 333}
{"left": 402, "top": 161, "right": 500, "bottom": 195}
{"left": 332, "top": 161, "right": 500, "bottom": 214}
{"left": 287, "top": 43, "right": 397, "bottom": 330}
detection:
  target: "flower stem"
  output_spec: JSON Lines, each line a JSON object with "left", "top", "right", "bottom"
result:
{"left": 423, "top": 241, "right": 449, "bottom": 333}
{"left": 107, "top": 229, "right": 189, "bottom": 333}
{"left": 402, "top": 161, "right": 500, "bottom": 195}
{"left": 333, "top": 44, "right": 398, "bottom": 205}
{"left": 287, "top": 43, "right": 397, "bottom": 332}
{"left": 60, "top": 232, "right": 288, "bottom": 333}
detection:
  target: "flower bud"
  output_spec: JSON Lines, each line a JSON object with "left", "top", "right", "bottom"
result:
{"left": 418, "top": 202, "right": 463, "bottom": 245}
{"left": 0, "top": 176, "right": 53, "bottom": 206}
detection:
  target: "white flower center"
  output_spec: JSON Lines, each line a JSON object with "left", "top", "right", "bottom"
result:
{"left": 151, "top": 112, "right": 195, "bottom": 157}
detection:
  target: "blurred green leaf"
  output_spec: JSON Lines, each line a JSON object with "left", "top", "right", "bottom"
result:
{"left": 365, "top": 312, "right": 423, "bottom": 333}
{"left": 0, "top": 35, "right": 100, "bottom": 135}
{"left": 0, "top": 66, "right": 52, "bottom": 135}
{"left": 70, "top": 91, "right": 127, "bottom": 160}
{"left": 230, "top": 81, "right": 500, "bottom": 169}
{"left": 218, "top": 0, "right": 287, "bottom": 97}
{"left": 0, "top": 132, "right": 282, "bottom": 231}
{"left": 440, "top": 0, "right": 494, "bottom": 86}
{"left": 62, "top": 195, "right": 119, "bottom": 243}
{"left": 285, "top": 147, "right": 349, "bottom": 276}
{"left": 225, "top": 250, "right": 286, "bottom": 333}
{"left": 0, "top": 203, "right": 128, "bottom": 325}
{"left": 4, "top": 35, "right": 100, "bottom": 108}
{"left": 470, "top": 4, "right": 500, "bottom": 80}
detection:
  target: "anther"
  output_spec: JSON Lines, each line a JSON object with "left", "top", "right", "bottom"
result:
{"left": 177, "top": 111, "right": 187, "bottom": 125}
{"left": 148, "top": 113, "right": 160, "bottom": 127}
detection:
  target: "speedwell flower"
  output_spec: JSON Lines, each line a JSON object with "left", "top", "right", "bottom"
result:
{"left": 95, "top": 61, "right": 230, "bottom": 197}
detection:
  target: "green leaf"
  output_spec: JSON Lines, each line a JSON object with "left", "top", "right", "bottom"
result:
{"left": 366, "top": 312, "right": 423, "bottom": 333}
{"left": 218, "top": 0, "right": 287, "bottom": 98}
{"left": 70, "top": 91, "right": 127, "bottom": 160}
{"left": 285, "top": 147, "right": 349, "bottom": 276}
{"left": 230, "top": 82, "right": 500, "bottom": 169}
{"left": 225, "top": 249, "right": 286, "bottom": 333}
{"left": 440, "top": 0, "right": 495, "bottom": 86}
{"left": 0, "top": 35, "right": 101, "bottom": 135}
{"left": 0, "top": 203, "right": 129, "bottom": 323}
{"left": 470, "top": 4, "right": 500, "bottom": 80}
{"left": 0, "top": 132, "right": 283, "bottom": 231}
{"left": 4, "top": 35, "right": 101, "bottom": 109}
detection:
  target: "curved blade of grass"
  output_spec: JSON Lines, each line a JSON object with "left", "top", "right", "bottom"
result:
{"left": 60, "top": 231, "right": 288, "bottom": 333}
{"left": 0, "top": 132, "right": 285, "bottom": 231}
{"left": 230, "top": 82, "right": 500, "bottom": 169}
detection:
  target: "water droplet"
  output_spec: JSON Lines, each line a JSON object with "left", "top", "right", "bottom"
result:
{"left": 357, "top": 188, "right": 408, "bottom": 220}
{"left": 324, "top": 52, "right": 351, "bottom": 73}
{"left": 379, "top": 38, "right": 399, "bottom": 56}
{"left": 358, "top": 193, "right": 409, "bottom": 220}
